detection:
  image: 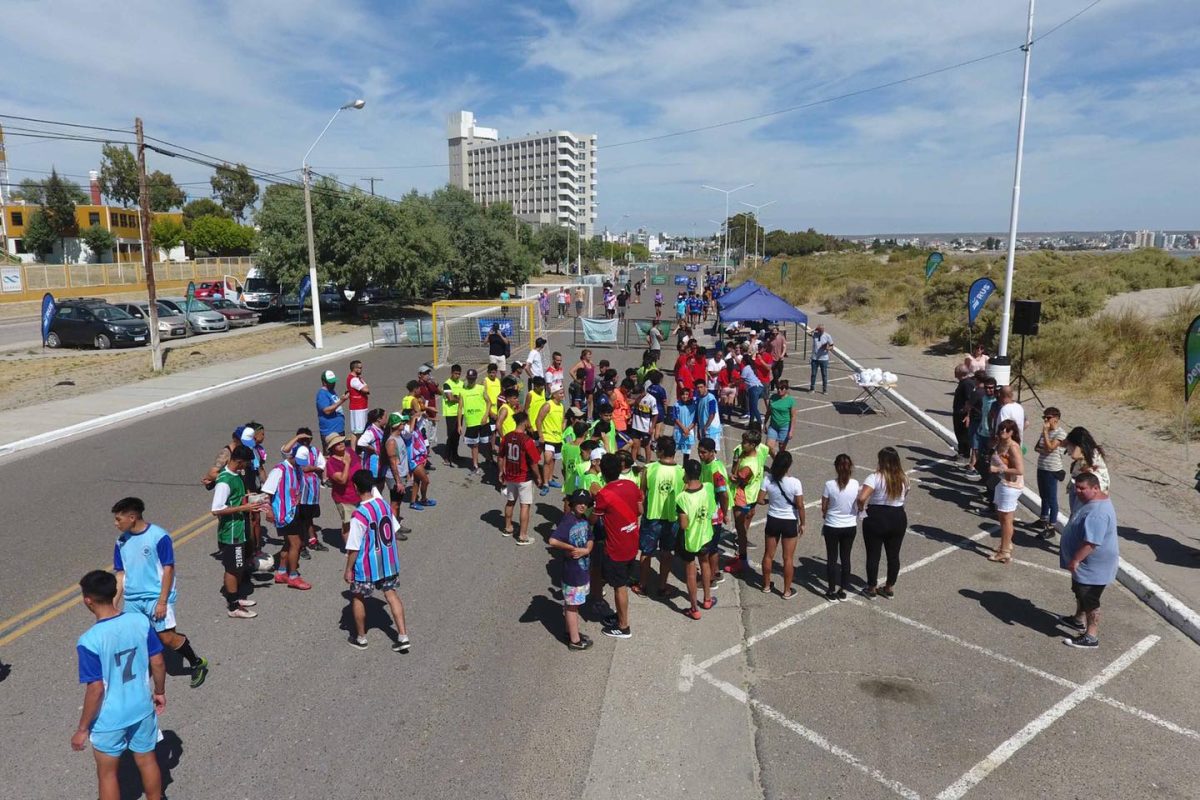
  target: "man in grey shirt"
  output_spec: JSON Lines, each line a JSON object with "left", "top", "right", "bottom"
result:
{"left": 809, "top": 324, "right": 834, "bottom": 393}
{"left": 1058, "top": 472, "right": 1119, "bottom": 649}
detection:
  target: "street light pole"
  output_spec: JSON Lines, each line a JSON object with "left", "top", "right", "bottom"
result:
{"left": 702, "top": 183, "right": 753, "bottom": 284}
{"left": 740, "top": 200, "right": 775, "bottom": 268}
{"left": 302, "top": 98, "right": 364, "bottom": 350}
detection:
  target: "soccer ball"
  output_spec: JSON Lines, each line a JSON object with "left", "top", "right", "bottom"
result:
{"left": 253, "top": 552, "right": 275, "bottom": 572}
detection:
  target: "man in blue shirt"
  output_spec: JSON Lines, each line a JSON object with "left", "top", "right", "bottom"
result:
{"left": 73, "top": 569, "right": 167, "bottom": 800}
{"left": 1058, "top": 473, "right": 1119, "bottom": 649}
{"left": 315, "top": 369, "right": 347, "bottom": 441}
{"left": 112, "top": 497, "right": 208, "bottom": 688}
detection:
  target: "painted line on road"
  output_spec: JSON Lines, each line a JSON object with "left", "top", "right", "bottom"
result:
{"left": 936, "top": 634, "right": 1159, "bottom": 800}
{"left": 696, "top": 601, "right": 838, "bottom": 671}
{"left": 0, "top": 510, "right": 216, "bottom": 646}
{"left": 694, "top": 668, "right": 921, "bottom": 800}
{"left": 791, "top": 421, "right": 907, "bottom": 450}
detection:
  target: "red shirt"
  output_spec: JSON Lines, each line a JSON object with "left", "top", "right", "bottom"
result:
{"left": 689, "top": 358, "right": 706, "bottom": 386}
{"left": 347, "top": 373, "right": 369, "bottom": 411}
{"left": 594, "top": 478, "right": 643, "bottom": 562}
{"left": 753, "top": 353, "right": 773, "bottom": 385}
{"left": 327, "top": 451, "right": 362, "bottom": 505}
{"left": 501, "top": 431, "right": 541, "bottom": 483}
{"left": 415, "top": 379, "right": 438, "bottom": 407}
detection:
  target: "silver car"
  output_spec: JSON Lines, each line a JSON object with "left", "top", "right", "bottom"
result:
{"left": 160, "top": 297, "right": 230, "bottom": 335}
{"left": 113, "top": 301, "right": 190, "bottom": 340}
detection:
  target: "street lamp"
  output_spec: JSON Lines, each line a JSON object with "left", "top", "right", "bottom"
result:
{"left": 702, "top": 182, "right": 753, "bottom": 283}
{"left": 303, "top": 98, "right": 365, "bottom": 349}
{"left": 740, "top": 200, "right": 775, "bottom": 268}
{"left": 514, "top": 175, "right": 550, "bottom": 241}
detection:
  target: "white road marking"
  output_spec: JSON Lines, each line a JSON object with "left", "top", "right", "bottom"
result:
{"left": 695, "top": 668, "right": 923, "bottom": 800}
{"left": 792, "top": 420, "right": 908, "bottom": 450}
{"left": 695, "top": 601, "right": 838, "bottom": 671}
{"left": 899, "top": 530, "right": 993, "bottom": 575}
{"left": 935, "top": 635, "right": 1160, "bottom": 800}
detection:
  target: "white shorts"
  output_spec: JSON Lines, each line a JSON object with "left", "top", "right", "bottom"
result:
{"left": 489, "top": 354, "right": 507, "bottom": 372}
{"left": 349, "top": 408, "right": 368, "bottom": 434}
{"left": 994, "top": 483, "right": 1022, "bottom": 513}
{"left": 505, "top": 480, "right": 534, "bottom": 505}
{"left": 544, "top": 442, "right": 563, "bottom": 460}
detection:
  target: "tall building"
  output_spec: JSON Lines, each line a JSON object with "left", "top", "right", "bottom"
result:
{"left": 447, "top": 111, "right": 597, "bottom": 238}
{"left": 1133, "top": 229, "right": 1154, "bottom": 248}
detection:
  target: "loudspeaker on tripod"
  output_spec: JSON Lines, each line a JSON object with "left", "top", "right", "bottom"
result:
{"left": 1013, "top": 300, "right": 1041, "bottom": 336}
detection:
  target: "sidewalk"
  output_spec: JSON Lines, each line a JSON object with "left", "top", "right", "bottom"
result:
{"left": 809, "top": 313, "right": 1200, "bottom": 643}
{"left": 0, "top": 327, "right": 374, "bottom": 458}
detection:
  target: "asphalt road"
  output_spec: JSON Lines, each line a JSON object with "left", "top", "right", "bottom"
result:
{"left": 2, "top": 264, "right": 1198, "bottom": 799}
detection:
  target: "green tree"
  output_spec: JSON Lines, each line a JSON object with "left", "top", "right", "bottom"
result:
{"left": 22, "top": 211, "right": 57, "bottom": 260}
{"left": 147, "top": 171, "right": 186, "bottom": 211}
{"left": 42, "top": 168, "right": 81, "bottom": 258}
{"left": 13, "top": 175, "right": 88, "bottom": 205}
{"left": 182, "top": 198, "right": 230, "bottom": 226}
{"left": 98, "top": 144, "right": 140, "bottom": 207}
{"left": 150, "top": 217, "right": 186, "bottom": 259}
{"left": 534, "top": 225, "right": 569, "bottom": 268}
{"left": 80, "top": 225, "right": 116, "bottom": 262}
{"left": 210, "top": 163, "right": 259, "bottom": 221}
{"left": 186, "top": 215, "right": 255, "bottom": 255}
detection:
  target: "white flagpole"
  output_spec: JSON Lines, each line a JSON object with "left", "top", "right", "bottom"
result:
{"left": 993, "top": 0, "right": 1036, "bottom": 388}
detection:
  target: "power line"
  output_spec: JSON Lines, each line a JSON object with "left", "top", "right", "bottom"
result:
{"left": 0, "top": 113, "right": 133, "bottom": 134}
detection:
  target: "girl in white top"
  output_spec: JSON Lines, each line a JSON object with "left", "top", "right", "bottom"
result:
{"left": 820, "top": 454, "right": 860, "bottom": 600}
{"left": 855, "top": 447, "right": 909, "bottom": 598}
{"left": 757, "top": 451, "right": 804, "bottom": 599}
{"left": 989, "top": 419, "right": 1024, "bottom": 564}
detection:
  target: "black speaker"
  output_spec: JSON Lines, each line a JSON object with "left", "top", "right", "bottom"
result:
{"left": 1013, "top": 300, "right": 1041, "bottom": 336}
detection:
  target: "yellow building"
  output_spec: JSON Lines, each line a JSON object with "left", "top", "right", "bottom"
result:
{"left": 2, "top": 204, "right": 184, "bottom": 264}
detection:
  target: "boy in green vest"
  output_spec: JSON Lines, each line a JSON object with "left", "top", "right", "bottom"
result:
{"left": 636, "top": 436, "right": 683, "bottom": 597}
{"left": 677, "top": 458, "right": 717, "bottom": 619}
{"left": 725, "top": 430, "right": 764, "bottom": 575}
{"left": 698, "top": 437, "right": 729, "bottom": 586}
{"left": 209, "top": 445, "right": 264, "bottom": 619}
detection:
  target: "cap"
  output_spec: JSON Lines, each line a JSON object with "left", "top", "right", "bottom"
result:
{"left": 466, "top": 368, "right": 478, "bottom": 378}
{"left": 239, "top": 427, "right": 257, "bottom": 446}
{"left": 322, "top": 369, "right": 336, "bottom": 384}
{"left": 388, "top": 412, "right": 404, "bottom": 427}
{"left": 418, "top": 364, "right": 432, "bottom": 374}
{"left": 590, "top": 447, "right": 606, "bottom": 461}
{"left": 292, "top": 445, "right": 311, "bottom": 465}
{"left": 568, "top": 490, "right": 594, "bottom": 506}
{"left": 511, "top": 360, "right": 524, "bottom": 368}
{"left": 324, "top": 433, "right": 348, "bottom": 449}
{"left": 567, "top": 406, "right": 585, "bottom": 418}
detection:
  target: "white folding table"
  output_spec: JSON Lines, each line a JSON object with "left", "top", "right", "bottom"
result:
{"left": 850, "top": 375, "right": 893, "bottom": 415}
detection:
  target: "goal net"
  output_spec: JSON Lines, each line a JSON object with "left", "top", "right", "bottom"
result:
{"left": 431, "top": 299, "right": 539, "bottom": 368}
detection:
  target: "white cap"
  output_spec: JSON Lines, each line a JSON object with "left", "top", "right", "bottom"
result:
{"left": 590, "top": 447, "right": 606, "bottom": 461}
{"left": 322, "top": 369, "right": 336, "bottom": 384}
{"left": 240, "top": 427, "right": 256, "bottom": 446}
{"left": 293, "top": 445, "right": 311, "bottom": 465}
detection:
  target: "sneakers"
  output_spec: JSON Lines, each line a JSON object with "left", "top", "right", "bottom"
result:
{"left": 286, "top": 575, "right": 312, "bottom": 590}
{"left": 395, "top": 529, "right": 409, "bottom": 541}
{"left": 424, "top": 499, "right": 438, "bottom": 507}
{"left": 1063, "top": 633, "right": 1099, "bottom": 649}
{"left": 722, "top": 559, "right": 746, "bottom": 574}
{"left": 684, "top": 608, "right": 702, "bottom": 621}
{"left": 227, "top": 607, "right": 258, "bottom": 619}
{"left": 863, "top": 585, "right": 878, "bottom": 598}
{"left": 877, "top": 585, "right": 895, "bottom": 599}
{"left": 396, "top": 522, "right": 413, "bottom": 535}
{"left": 548, "top": 479, "right": 562, "bottom": 489}
{"left": 1059, "top": 615, "right": 1086, "bottom": 631}
{"left": 823, "top": 590, "right": 838, "bottom": 601}
{"left": 189, "top": 657, "right": 209, "bottom": 688}
{"left": 392, "top": 636, "right": 411, "bottom": 653}
{"left": 274, "top": 571, "right": 288, "bottom": 584}
{"left": 602, "top": 625, "right": 632, "bottom": 639}
{"left": 237, "top": 598, "right": 257, "bottom": 608}
{"left": 310, "top": 540, "right": 330, "bottom": 552}
{"left": 410, "top": 501, "right": 426, "bottom": 511}
{"left": 348, "top": 635, "right": 369, "bottom": 650}
{"left": 299, "top": 548, "right": 311, "bottom": 560}
{"left": 836, "top": 590, "right": 848, "bottom": 602}
{"left": 539, "top": 485, "right": 550, "bottom": 497}
{"left": 711, "top": 571, "right": 727, "bottom": 586}
{"left": 567, "top": 635, "right": 594, "bottom": 651}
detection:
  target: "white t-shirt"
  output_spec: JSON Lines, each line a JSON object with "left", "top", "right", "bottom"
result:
{"left": 762, "top": 474, "right": 803, "bottom": 520}
{"left": 863, "top": 471, "right": 907, "bottom": 506}
{"left": 812, "top": 332, "right": 833, "bottom": 361}
{"left": 210, "top": 469, "right": 237, "bottom": 511}
{"left": 997, "top": 401, "right": 1026, "bottom": 432}
{"left": 349, "top": 376, "right": 366, "bottom": 393}
{"left": 527, "top": 349, "right": 545, "bottom": 378}
{"left": 631, "top": 392, "right": 658, "bottom": 433}
{"left": 261, "top": 464, "right": 285, "bottom": 495}
{"left": 822, "top": 479, "right": 860, "bottom": 528}
{"left": 706, "top": 357, "right": 723, "bottom": 389}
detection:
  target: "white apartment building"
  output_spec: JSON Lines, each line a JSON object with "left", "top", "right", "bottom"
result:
{"left": 447, "top": 111, "right": 597, "bottom": 238}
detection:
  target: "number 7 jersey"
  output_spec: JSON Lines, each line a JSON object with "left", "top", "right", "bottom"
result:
{"left": 76, "top": 612, "right": 163, "bottom": 731}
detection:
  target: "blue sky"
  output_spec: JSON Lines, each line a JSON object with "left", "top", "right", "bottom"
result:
{"left": 1, "top": 0, "right": 1196, "bottom": 235}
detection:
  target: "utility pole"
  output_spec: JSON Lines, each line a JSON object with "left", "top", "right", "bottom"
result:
{"left": 363, "top": 176, "right": 382, "bottom": 196}
{"left": 136, "top": 118, "right": 163, "bottom": 372}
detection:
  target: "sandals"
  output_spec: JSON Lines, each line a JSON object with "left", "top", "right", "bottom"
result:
{"left": 781, "top": 588, "right": 798, "bottom": 600}
{"left": 701, "top": 597, "right": 717, "bottom": 610}
{"left": 988, "top": 549, "right": 1012, "bottom": 564}
{"left": 685, "top": 608, "right": 702, "bottom": 621}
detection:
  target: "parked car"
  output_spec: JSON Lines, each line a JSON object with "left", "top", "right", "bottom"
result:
{"left": 318, "top": 283, "right": 342, "bottom": 311}
{"left": 46, "top": 297, "right": 149, "bottom": 350}
{"left": 113, "top": 301, "right": 189, "bottom": 340}
{"left": 159, "top": 297, "right": 230, "bottom": 335}
{"left": 193, "top": 282, "right": 227, "bottom": 301}
{"left": 358, "top": 285, "right": 391, "bottom": 305}
{"left": 208, "top": 298, "right": 258, "bottom": 328}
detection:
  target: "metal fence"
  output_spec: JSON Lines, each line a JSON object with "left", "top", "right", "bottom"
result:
{"left": 5, "top": 260, "right": 254, "bottom": 300}
{"left": 370, "top": 318, "right": 440, "bottom": 348}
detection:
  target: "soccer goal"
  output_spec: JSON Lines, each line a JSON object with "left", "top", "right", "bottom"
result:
{"left": 431, "top": 299, "right": 539, "bottom": 368}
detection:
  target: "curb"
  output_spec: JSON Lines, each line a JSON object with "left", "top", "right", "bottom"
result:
{"left": 0, "top": 339, "right": 373, "bottom": 461}
{"left": 830, "top": 342, "right": 1200, "bottom": 647}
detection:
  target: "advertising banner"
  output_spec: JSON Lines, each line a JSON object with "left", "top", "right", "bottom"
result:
{"left": 40, "top": 292, "right": 56, "bottom": 346}
{"left": 967, "top": 277, "right": 997, "bottom": 326}
{"left": 581, "top": 317, "right": 619, "bottom": 343}
{"left": 477, "top": 318, "right": 514, "bottom": 342}
{"left": 924, "top": 251, "right": 944, "bottom": 282}
{"left": 1185, "top": 314, "right": 1200, "bottom": 402}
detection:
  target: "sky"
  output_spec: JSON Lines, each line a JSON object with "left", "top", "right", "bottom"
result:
{"left": 1, "top": 0, "right": 1196, "bottom": 236}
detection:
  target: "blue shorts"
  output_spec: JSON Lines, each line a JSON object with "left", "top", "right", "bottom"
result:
{"left": 639, "top": 518, "right": 679, "bottom": 554}
{"left": 124, "top": 596, "right": 176, "bottom": 633}
{"left": 766, "top": 425, "right": 790, "bottom": 443}
{"left": 91, "top": 713, "right": 158, "bottom": 756}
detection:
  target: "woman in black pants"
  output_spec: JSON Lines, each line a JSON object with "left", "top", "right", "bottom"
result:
{"left": 820, "top": 454, "right": 860, "bottom": 600}
{"left": 856, "top": 447, "right": 909, "bottom": 598}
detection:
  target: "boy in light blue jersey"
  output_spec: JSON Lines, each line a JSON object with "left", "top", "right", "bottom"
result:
{"left": 112, "top": 497, "right": 208, "bottom": 689}
{"left": 73, "top": 569, "right": 167, "bottom": 800}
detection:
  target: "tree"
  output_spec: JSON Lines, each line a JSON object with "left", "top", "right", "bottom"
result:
{"left": 182, "top": 198, "right": 230, "bottom": 226}
{"left": 42, "top": 168, "right": 80, "bottom": 257}
{"left": 186, "top": 215, "right": 255, "bottom": 256}
{"left": 147, "top": 171, "right": 186, "bottom": 211}
{"left": 80, "top": 225, "right": 116, "bottom": 262}
{"left": 13, "top": 175, "right": 88, "bottom": 205}
{"left": 98, "top": 144, "right": 140, "bottom": 207}
{"left": 210, "top": 163, "right": 259, "bottom": 221}
{"left": 22, "top": 211, "right": 57, "bottom": 260}
{"left": 150, "top": 218, "right": 186, "bottom": 259}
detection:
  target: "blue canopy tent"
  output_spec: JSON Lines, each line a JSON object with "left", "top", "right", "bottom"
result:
{"left": 717, "top": 286, "right": 810, "bottom": 356}
{"left": 716, "top": 280, "right": 762, "bottom": 309}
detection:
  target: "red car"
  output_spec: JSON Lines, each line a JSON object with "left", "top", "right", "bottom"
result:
{"left": 208, "top": 298, "right": 258, "bottom": 327}
{"left": 193, "top": 282, "right": 227, "bottom": 300}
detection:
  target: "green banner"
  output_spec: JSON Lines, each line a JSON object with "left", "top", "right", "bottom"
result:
{"left": 924, "top": 252, "right": 944, "bottom": 282}
{"left": 1186, "top": 314, "right": 1200, "bottom": 402}
{"left": 632, "top": 320, "right": 671, "bottom": 340}
{"left": 651, "top": 275, "right": 667, "bottom": 285}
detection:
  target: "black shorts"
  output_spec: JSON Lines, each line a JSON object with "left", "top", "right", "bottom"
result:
{"left": 603, "top": 554, "right": 636, "bottom": 588}
{"left": 764, "top": 516, "right": 799, "bottom": 539}
{"left": 300, "top": 502, "right": 320, "bottom": 521}
{"left": 389, "top": 484, "right": 409, "bottom": 503}
{"left": 219, "top": 542, "right": 246, "bottom": 573}
{"left": 465, "top": 423, "right": 489, "bottom": 443}
{"left": 632, "top": 429, "right": 652, "bottom": 445}
{"left": 1071, "top": 581, "right": 1105, "bottom": 612}
{"left": 276, "top": 518, "right": 304, "bottom": 538}
{"left": 592, "top": 518, "right": 606, "bottom": 543}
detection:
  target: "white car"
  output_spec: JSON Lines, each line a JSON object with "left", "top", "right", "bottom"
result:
{"left": 159, "top": 297, "right": 230, "bottom": 335}
{"left": 113, "top": 301, "right": 190, "bottom": 340}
